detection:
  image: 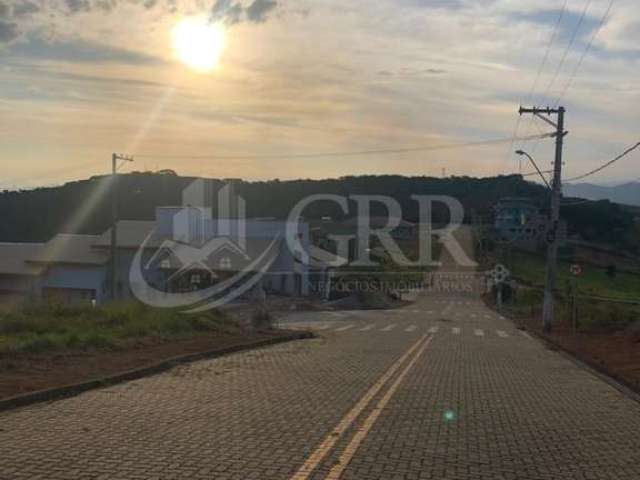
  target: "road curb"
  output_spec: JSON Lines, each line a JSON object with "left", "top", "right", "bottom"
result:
{"left": 521, "top": 327, "right": 640, "bottom": 405}
{"left": 483, "top": 298, "right": 640, "bottom": 405}
{"left": 0, "top": 330, "right": 314, "bottom": 413}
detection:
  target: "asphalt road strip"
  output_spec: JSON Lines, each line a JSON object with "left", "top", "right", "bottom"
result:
{"left": 289, "top": 334, "right": 432, "bottom": 480}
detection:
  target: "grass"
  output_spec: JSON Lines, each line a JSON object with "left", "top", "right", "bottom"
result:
{"left": 499, "top": 253, "right": 640, "bottom": 332}
{"left": 505, "top": 250, "right": 640, "bottom": 302}
{"left": 0, "top": 301, "right": 240, "bottom": 355}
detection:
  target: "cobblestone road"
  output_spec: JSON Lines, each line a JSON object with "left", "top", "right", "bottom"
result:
{"left": 2, "top": 228, "right": 640, "bottom": 479}
{"left": 2, "top": 292, "right": 640, "bottom": 479}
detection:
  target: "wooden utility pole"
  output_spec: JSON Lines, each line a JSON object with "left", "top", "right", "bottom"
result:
{"left": 518, "top": 106, "right": 567, "bottom": 332}
{"left": 110, "top": 153, "right": 134, "bottom": 301}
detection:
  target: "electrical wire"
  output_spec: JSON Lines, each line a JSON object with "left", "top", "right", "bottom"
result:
{"left": 520, "top": 0, "right": 593, "bottom": 157}
{"left": 553, "top": 0, "right": 615, "bottom": 106}
{"left": 565, "top": 141, "right": 640, "bottom": 182}
{"left": 134, "top": 133, "right": 554, "bottom": 160}
{"left": 3, "top": 160, "right": 106, "bottom": 187}
{"left": 540, "top": 0, "right": 593, "bottom": 102}
{"left": 513, "top": 1, "right": 568, "bottom": 156}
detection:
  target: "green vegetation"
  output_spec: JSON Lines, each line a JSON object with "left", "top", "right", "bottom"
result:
{"left": 0, "top": 302, "right": 239, "bottom": 355}
{"left": 0, "top": 173, "right": 546, "bottom": 242}
{"left": 506, "top": 250, "right": 640, "bottom": 302}
{"left": 507, "top": 287, "right": 640, "bottom": 332}
{"left": 500, "top": 251, "right": 640, "bottom": 331}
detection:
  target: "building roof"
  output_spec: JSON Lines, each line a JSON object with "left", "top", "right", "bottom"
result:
{"left": 94, "top": 221, "right": 157, "bottom": 249}
{"left": 27, "top": 234, "right": 108, "bottom": 266}
{"left": 0, "top": 243, "right": 45, "bottom": 276}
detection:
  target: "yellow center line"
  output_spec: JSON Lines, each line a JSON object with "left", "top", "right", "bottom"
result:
{"left": 324, "top": 334, "right": 434, "bottom": 480}
{"left": 289, "top": 334, "right": 429, "bottom": 480}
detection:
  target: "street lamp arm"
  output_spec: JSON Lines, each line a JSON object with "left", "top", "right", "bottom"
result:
{"left": 515, "top": 150, "right": 551, "bottom": 190}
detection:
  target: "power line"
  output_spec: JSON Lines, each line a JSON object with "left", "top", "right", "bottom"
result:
{"left": 525, "top": 0, "right": 569, "bottom": 107}
{"left": 540, "top": 0, "right": 593, "bottom": 102}
{"left": 521, "top": 0, "right": 593, "bottom": 158}
{"left": 134, "top": 133, "right": 554, "bottom": 160}
{"left": 554, "top": 0, "right": 615, "bottom": 106}
{"left": 565, "top": 141, "right": 640, "bottom": 182}
{"left": 522, "top": 169, "right": 554, "bottom": 178}
{"left": 514, "top": 2, "right": 568, "bottom": 155}
{"left": 4, "top": 160, "right": 105, "bottom": 187}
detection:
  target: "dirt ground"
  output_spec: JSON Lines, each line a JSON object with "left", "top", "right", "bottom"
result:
{"left": 515, "top": 316, "right": 640, "bottom": 392}
{"left": 0, "top": 294, "right": 404, "bottom": 401}
{"left": 0, "top": 330, "right": 292, "bottom": 400}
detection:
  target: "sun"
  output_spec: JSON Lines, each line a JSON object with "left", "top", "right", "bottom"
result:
{"left": 172, "top": 16, "right": 225, "bottom": 73}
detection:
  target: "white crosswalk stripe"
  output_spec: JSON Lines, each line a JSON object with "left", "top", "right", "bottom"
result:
{"left": 405, "top": 325, "right": 417, "bottom": 332}
{"left": 335, "top": 324, "right": 354, "bottom": 332}
{"left": 428, "top": 326, "right": 440, "bottom": 334}
{"left": 474, "top": 329, "right": 484, "bottom": 336}
{"left": 359, "top": 325, "right": 374, "bottom": 332}
{"left": 381, "top": 324, "right": 397, "bottom": 332}
{"left": 452, "top": 327, "right": 461, "bottom": 335}
{"left": 497, "top": 330, "right": 509, "bottom": 338}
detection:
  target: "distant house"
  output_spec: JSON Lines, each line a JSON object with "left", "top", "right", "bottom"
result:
{"left": 494, "top": 197, "right": 565, "bottom": 252}
{"left": 0, "top": 243, "right": 44, "bottom": 307}
{"left": 0, "top": 209, "right": 312, "bottom": 306}
{"left": 494, "top": 198, "right": 539, "bottom": 232}
{"left": 27, "top": 234, "right": 109, "bottom": 304}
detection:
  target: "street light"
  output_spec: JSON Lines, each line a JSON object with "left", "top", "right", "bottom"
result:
{"left": 515, "top": 150, "right": 551, "bottom": 190}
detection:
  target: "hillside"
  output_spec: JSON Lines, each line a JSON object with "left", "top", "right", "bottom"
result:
{"left": 0, "top": 173, "right": 635, "bottom": 254}
{"left": 564, "top": 182, "right": 640, "bottom": 207}
{"left": 0, "top": 173, "right": 545, "bottom": 243}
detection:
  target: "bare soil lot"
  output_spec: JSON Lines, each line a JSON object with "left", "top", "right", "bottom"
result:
{"left": 516, "top": 316, "right": 640, "bottom": 392}
{"left": 0, "top": 330, "right": 296, "bottom": 400}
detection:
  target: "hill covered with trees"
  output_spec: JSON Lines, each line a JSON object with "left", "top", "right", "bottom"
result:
{"left": 0, "top": 172, "right": 635, "bottom": 253}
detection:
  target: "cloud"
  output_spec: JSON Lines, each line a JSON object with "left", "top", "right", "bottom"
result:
{"left": 0, "top": 19, "right": 19, "bottom": 42}
{"left": 405, "top": 0, "right": 465, "bottom": 9}
{"left": 6, "top": 34, "right": 162, "bottom": 63}
{"left": 511, "top": 8, "right": 601, "bottom": 44}
{"left": 246, "top": 0, "right": 277, "bottom": 23}
{"left": 210, "top": 0, "right": 243, "bottom": 24}
{"left": 63, "top": 0, "right": 92, "bottom": 14}
{"left": 13, "top": 0, "right": 40, "bottom": 17}
{"left": 210, "top": 0, "right": 278, "bottom": 25}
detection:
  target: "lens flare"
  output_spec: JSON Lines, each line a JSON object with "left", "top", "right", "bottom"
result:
{"left": 172, "top": 16, "right": 225, "bottom": 73}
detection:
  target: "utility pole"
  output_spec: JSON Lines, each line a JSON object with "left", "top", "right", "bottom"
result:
{"left": 518, "top": 106, "right": 567, "bottom": 332}
{"left": 110, "top": 153, "right": 134, "bottom": 301}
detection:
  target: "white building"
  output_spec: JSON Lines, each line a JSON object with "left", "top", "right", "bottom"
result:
{"left": 0, "top": 209, "right": 312, "bottom": 306}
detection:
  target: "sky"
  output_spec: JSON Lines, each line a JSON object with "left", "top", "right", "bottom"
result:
{"left": 0, "top": 0, "right": 639, "bottom": 188}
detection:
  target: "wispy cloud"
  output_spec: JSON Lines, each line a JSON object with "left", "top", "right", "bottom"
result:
{"left": 0, "top": 19, "right": 18, "bottom": 42}
{"left": 210, "top": 0, "right": 278, "bottom": 25}
{"left": 5, "top": 34, "right": 162, "bottom": 64}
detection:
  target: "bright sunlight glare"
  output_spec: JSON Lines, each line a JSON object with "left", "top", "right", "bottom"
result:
{"left": 172, "top": 16, "right": 225, "bottom": 73}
